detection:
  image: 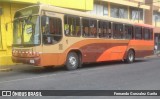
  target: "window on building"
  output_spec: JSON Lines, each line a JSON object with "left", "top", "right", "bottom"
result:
{"left": 135, "top": 26, "right": 142, "bottom": 39}
{"left": 153, "top": 11, "right": 160, "bottom": 27}
{"left": 98, "top": 21, "right": 111, "bottom": 38}
{"left": 42, "top": 16, "right": 62, "bottom": 44}
{"left": 96, "top": 3, "right": 103, "bottom": 16}
{"left": 110, "top": 4, "right": 128, "bottom": 19}
{"left": 89, "top": 4, "right": 97, "bottom": 15}
{"left": 64, "top": 15, "right": 81, "bottom": 37}
{"left": 113, "top": 23, "right": 124, "bottom": 39}
{"left": 103, "top": 3, "right": 108, "bottom": 16}
{"left": 124, "top": 25, "right": 133, "bottom": 39}
{"left": 89, "top": 1, "right": 108, "bottom": 16}
{"left": 82, "top": 18, "right": 97, "bottom": 38}
{"left": 130, "top": 7, "right": 143, "bottom": 21}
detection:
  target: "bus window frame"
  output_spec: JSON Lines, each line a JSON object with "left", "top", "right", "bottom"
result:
{"left": 64, "top": 15, "right": 81, "bottom": 37}
{"left": 98, "top": 20, "right": 112, "bottom": 39}
{"left": 134, "top": 26, "right": 142, "bottom": 40}
{"left": 150, "top": 29, "right": 153, "bottom": 40}
{"left": 41, "top": 15, "right": 63, "bottom": 45}
{"left": 82, "top": 17, "right": 98, "bottom": 38}
{"left": 112, "top": 22, "right": 124, "bottom": 39}
{"left": 124, "top": 24, "right": 133, "bottom": 40}
{"left": 143, "top": 27, "right": 151, "bottom": 40}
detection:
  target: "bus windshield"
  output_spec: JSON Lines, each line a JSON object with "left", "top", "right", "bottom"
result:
{"left": 13, "top": 6, "right": 40, "bottom": 46}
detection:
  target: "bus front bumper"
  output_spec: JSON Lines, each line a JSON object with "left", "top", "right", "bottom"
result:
{"left": 12, "top": 56, "right": 40, "bottom": 66}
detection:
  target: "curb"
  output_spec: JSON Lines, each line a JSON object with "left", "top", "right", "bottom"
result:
{"left": 144, "top": 54, "right": 160, "bottom": 59}
{"left": 0, "top": 68, "right": 13, "bottom": 72}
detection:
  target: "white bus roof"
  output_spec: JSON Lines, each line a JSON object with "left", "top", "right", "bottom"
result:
{"left": 16, "top": 4, "right": 134, "bottom": 25}
{"left": 40, "top": 4, "right": 134, "bottom": 25}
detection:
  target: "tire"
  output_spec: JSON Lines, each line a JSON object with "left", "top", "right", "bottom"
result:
{"left": 125, "top": 50, "right": 135, "bottom": 63}
{"left": 66, "top": 52, "right": 79, "bottom": 70}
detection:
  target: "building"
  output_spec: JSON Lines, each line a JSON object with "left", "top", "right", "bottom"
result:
{"left": 88, "top": 0, "right": 149, "bottom": 23}
{"left": 144, "top": 0, "right": 160, "bottom": 51}
{"left": 0, "top": 0, "right": 159, "bottom": 66}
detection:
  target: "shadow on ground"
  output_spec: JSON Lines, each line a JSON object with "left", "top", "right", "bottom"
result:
{"left": 12, "top": 59, "right": 150, "bottom": 75}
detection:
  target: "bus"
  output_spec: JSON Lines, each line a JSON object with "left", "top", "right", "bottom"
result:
{"left": 12, "top": 4, "right": 154, "bottom": 70}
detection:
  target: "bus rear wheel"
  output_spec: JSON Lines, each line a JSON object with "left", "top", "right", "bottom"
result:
{"left": 125, "top": 50, "right": 135, "bottom": 63}
{"left": 66, "top": 52, "right": 79, "bottom": 70}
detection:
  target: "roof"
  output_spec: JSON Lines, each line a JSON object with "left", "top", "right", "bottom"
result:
{"left": 39, "top": 4, "right": 134, "bottom": 25}
{"left": 134, "top": 23, "right": 154, "bottom": 28}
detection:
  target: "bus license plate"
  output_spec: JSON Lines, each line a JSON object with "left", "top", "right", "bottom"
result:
{"left": 30, "top": 60, "right": 35, "bottom": 64}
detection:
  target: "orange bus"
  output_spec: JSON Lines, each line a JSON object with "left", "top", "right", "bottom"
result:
{"left": 12, "top": 4, "right": 154, "bottom": 70}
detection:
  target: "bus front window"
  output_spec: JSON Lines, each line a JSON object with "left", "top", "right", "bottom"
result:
{"left": 13, "top": 16, "right": 40, "bottom": 46}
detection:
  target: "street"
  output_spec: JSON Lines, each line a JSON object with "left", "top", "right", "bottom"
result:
{"left": 0, "top": 57, "right": 160, "bottom": 99}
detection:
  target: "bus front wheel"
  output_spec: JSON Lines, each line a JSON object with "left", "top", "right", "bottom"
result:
{"left": 66, "top": 52, "right": 79, "bottom": 70}
{"left": 125, "top": 50, "right": 135, "bottom": 63}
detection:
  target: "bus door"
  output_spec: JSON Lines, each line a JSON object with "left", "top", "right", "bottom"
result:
{"left": 41, "top": 11, "right": 63, "bottom": 66}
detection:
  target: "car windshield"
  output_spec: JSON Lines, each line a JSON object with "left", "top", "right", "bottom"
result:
{"left": 13, "top": 15, "right": 40, "bottom": 46}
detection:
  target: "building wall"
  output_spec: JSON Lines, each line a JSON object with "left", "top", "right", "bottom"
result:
{"left": 145, "top": 0, "right": 160, "bottom": 27}
{"left": 3, "top": 0, "right": 93, "bottom": 10}
{"left": 0, "top": 3, "right": 30, "bottom": 66}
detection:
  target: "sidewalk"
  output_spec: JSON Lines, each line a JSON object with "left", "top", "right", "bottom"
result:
{"left": 144, "top": 53, "right": 160, "bottom": 58}
{"left": 0, "top": 64, "right": 36, "bottom": 72}
{"left": 0, "top": 65, "right": 13, "bottom": 72}
{"left": 0, "top": 64, "right": 18, "bottom": 72}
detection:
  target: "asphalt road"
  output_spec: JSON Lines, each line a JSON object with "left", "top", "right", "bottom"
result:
{"left": 0, "top": 57, "right": 160, "bottom": 99}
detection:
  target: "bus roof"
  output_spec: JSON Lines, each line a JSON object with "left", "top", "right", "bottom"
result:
{"left": 134, "top": 23, "right": 154, "bottom": 28}
{"left": 16, "top": 4, "right": 154, "bottom": 28}
{"left": 39, "top": 4, "right": 134, "bottom": 25}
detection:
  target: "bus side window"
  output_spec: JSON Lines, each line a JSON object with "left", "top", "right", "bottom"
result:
{"left": 64, "top": 15, "right": 81, "bottom": 37}
{"left": 106, "top": 22, "right": 111, "bottom": 38}
{"left": 82, "top": 18, "right": 97, "bottom": 38}
{"left": 144, "top": 28, "right": 152, "bottom": 40}
{"left": 113, "top": 23, "right": 123, "bottom": 39}
{"left": 150, "top": 29, "right": 153, "bottom": 40}
{"left": 125, "top": 25, "right": 133, "bottom": 39}
{"left": 90, "top": 20, "right": 97, "bottom": 37}
{"left": 42, "top": 16, "right": 62, "bottom": 44}
{"left": 82, "top": 18, "right": 89, "bottom": 37}
{"left": 135, "top": 26, "right": 142, "bottom": 40}
{"left": 98, "top": 21, "right": 103, "bottom": 38}
{"left": 144, "top": 28, "right": 149, "bottom": 40}
{"left": 99, "top": 21, "right": 111, "bottom": 38}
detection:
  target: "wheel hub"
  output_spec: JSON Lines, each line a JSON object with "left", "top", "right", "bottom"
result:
{"left": 69, "top": 56, "right": 77, "bottom": 67}
{"left": 129, "top": 53, "right": 133, "bottom": 61}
